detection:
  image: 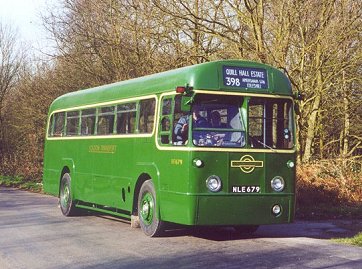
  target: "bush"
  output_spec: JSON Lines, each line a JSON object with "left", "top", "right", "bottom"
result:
{"left": 296, "top": 159, "right": 362, "bottom": 219}
{"left": 0, "top": 153, "right": 42, "bottom": 181}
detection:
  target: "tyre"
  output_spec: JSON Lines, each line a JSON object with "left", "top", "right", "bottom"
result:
{"left": 138, "top": 180, "right": 164, "bottom": 237}
{"left": 59, "top": 173, "right": 78, "bottom": 216}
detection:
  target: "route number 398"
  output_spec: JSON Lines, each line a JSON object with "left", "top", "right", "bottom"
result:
{"left": 225, "top": 77, "right": 241, "bottom": 87}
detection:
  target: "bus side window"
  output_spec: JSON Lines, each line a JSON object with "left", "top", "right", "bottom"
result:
{"left": 97, "top": 106, "right": 115, "bottom": 135}
{"left": 81, "top": 108, "right": 96, "bottom": 135}
{"left": 160, "top": 98, "right": 172, "bottom": 144}
{"left": 160, "top": 117, "right": 170, "bottom": 144}
{"left": 172, "top": 95, "right": 187, "bottom": 145}
{"left": 53, "top": 112, "right": 65, "bottom": 137}
{"left": 66, "top": 111, "right": 80, "bottom": 136}
{"left": 139, "top": 98, "right": 156, "bottom": 134}
{"left": 116, "top": 103, "right": 136, "bottom": 134}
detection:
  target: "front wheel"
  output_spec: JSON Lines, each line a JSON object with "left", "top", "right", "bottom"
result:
{"left": 138, "top": 180, "right": 164, "bottom": 237}
{"left": 59, "top": 173, "right": 78, "bottom": 216}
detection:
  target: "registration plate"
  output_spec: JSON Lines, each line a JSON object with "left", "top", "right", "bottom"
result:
{"left": 232, "top": 185, "right": 260, "bottom": 193}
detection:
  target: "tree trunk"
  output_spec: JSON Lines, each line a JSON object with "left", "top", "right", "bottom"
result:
{"left": 303, "top": 93, "right": 321, "bottom": 163}
{"left": 341, "top": 71, "right": 350, "bottom": 157}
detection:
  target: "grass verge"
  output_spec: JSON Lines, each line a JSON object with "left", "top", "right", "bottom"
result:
{"left": 334, "top": 233, "right": 362, "bottom": 247}
{"left": 0, "top": 175, "right": 42, "bottom": 192}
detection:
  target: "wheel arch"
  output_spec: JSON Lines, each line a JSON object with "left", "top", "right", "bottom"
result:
{"left": 58, "top": 166, "right": 70, "bottom": 197}
{"left": 132, "top": 173, "right": 151, "bottom": 216}
{"left": 58, "top": 158, "right": 75, "bottom": 197}
{"left": 132, "top": 162, "right": 161, "bottom": 216}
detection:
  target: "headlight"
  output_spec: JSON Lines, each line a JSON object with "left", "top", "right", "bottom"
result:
{"left": 206, "top": 175, "right": 222, "bottom": 192}
{"left": 271, "top": 176, "right": 285, "bottom": 192}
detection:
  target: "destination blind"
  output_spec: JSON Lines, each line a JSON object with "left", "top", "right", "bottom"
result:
{"left": 222, "top": 66, "right": 268, "bottom": 89}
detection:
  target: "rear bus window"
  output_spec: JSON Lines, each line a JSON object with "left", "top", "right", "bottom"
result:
{"left": 47, "top": 114, "right": 54, "bottom": 137}
{"left": 53, "top": 112, "right": 65, "bottom": 137}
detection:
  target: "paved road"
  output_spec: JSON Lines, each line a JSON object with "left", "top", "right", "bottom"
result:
{"left": 0, "top": 187, "right": 361, "bottom": 269}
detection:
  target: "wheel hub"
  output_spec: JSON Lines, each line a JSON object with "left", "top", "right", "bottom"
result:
{"left": 140, "top": 193, "right": 154, "bottom": 225}
{"left": 61, "top": 185, "right": 69, "bottom": 208}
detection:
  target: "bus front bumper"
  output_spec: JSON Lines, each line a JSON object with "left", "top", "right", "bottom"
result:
{"left": 195, "top": 194, "right": 295, "bottom": 226}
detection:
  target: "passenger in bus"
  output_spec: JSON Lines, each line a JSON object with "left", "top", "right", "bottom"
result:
{"left": 174, "top": 107, "right": 207, "bottom": 145}
{"left": 210, "top": 111, "right": 224, "bottom": 128}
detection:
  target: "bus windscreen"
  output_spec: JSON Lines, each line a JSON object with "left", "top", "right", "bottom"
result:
{"left": 192, "top": 94, "right": 245, "bottom": 148}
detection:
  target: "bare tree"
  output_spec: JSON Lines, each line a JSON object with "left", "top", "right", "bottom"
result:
{"left": 43, "top": 0, "right": 180, "bottom": 87}
{"left": 40, "top": 0, "right": 361, "bottom": 164}
{"left": 0, "top": 22, "right": 24, "bottom": 154}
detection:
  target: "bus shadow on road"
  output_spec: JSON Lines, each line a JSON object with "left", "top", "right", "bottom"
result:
{"left": 160, "top": 220, "right": 362, "bottom": 241}
{"left": 86, "top": 210, "right": 361, "bottom": 241}
{"left": 160, "top": 225, "right": 257, "bottom": 241}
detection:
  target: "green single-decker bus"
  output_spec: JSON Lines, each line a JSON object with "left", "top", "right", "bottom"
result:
{"left": 43, "top": 60, "right": 297, "bottom": 237}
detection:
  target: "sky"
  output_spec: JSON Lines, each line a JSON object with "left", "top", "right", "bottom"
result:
{"left": 0, "top": 0, "right": 55, "bottom": 54}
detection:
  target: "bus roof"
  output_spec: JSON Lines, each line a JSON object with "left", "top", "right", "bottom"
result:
{"left": 49, "top": 60, "right": 292, "bottom": 112}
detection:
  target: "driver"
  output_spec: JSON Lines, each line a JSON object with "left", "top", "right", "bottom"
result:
{"left": 174, "top": 107, "right": 207, "bottom": 144}
{"left": 209, "top": 111, "right": 225, "bottom": 145}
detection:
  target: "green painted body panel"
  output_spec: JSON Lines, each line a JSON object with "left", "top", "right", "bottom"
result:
{"left": 43, "top": 136, "right": 158, "bottom": 215}
{"left": 43, "top": 60, "right": 296, "bottom": 227}
{"left": 159, "top": 151, "right": 295, "bottom": 225}
{"left": 197, "top": 195, "right": 293, "bottom": 225}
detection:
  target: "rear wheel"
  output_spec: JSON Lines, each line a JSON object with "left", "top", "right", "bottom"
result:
{"left": 138, "top": 180, "right": 164, "bottom": 237}
{"left": 59, "top": 173, "right": 78, "bottom": 216}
